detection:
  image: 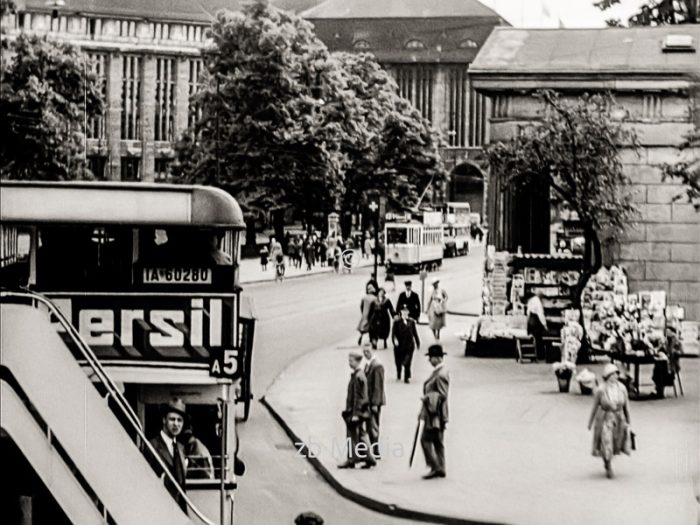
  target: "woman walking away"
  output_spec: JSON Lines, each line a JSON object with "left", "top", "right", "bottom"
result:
{"left": 526, "top": 290, "right": 547, "bottom": 360}
{"left": 369, "top": 288, "right": 396, "bottom": 349}
{"left": 358, "top": 284, "right": 378, "bottom": 346}
{"left": 259, "top": 245, "right": 269, "bottom": 271}
{"left": 426, "top": 278, "right": 448, "bottom": 340}
{"left": 588, "top": 363, "right": 632, "bottom": 479}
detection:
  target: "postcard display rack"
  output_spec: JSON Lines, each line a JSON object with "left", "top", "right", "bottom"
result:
{"left": 477, "top": 250, "right": 583, "bottom": 356}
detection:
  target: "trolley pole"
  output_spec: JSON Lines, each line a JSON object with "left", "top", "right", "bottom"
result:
{"left": 369, "top": 200, "right": 379, "bottom": 279}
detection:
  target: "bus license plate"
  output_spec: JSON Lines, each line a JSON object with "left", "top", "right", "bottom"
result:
{"left": 143, "top": 268, "right": 212, "bottom": 284}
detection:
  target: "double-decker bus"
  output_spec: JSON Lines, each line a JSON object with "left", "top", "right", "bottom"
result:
{"left": 442, "top": 202, "right": 471, "bottom": 257}
{"left": 384, "top": 212, "right": 444, "bottom": 272}
{"left": 1, "top": 181, "right": 251, "bottom": 524}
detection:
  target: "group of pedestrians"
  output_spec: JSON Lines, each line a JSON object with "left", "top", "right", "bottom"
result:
{"left": 339, "top": 343, "right": 450, "bottom": 480}
{"left": 340, "top": 275, "right": 451, "bottom": 479}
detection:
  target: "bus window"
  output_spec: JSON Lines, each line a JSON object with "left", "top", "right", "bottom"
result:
{"left": 36, "top": 226, "right": 133, "bottom": 291}
{"left": 0, "top": 226, "right": 31, "bottom": 288}
{"left": 386, "top": 228, "right": 408, "bottom": 245}
{"left": 139, "top": 228, "right": 233, "bottom": 268}
{"left": 145, "top": 403, "right": 223, "bottom": 481}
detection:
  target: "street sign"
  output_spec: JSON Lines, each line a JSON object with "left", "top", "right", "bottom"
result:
{"left": 419, "top": 270, "right": 428, "bottom": 281}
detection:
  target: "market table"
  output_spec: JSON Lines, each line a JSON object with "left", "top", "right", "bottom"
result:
{"left": 609, "top": 352, "right": 660, "bottom": 398}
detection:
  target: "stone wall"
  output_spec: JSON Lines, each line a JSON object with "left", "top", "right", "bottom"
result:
{"left": 486, "top": 92, "right": 700, "bottom": 320}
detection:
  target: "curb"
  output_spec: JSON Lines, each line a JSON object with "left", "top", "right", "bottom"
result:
{"left": 260, "top": 396, "right": 505, "bottom": 525}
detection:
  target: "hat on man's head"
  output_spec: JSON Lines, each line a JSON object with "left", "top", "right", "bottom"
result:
{"left": 426, "top": 344, "right": 447, "bottom": 358}
{"left": 602, "top": 363, "right": 619, "bottom": 380}
{"left": 400, "top": 304, "right": 410, "bottom": 312}
{"left": 295, "top": 512, "right": 324, "bottom": 525}
{"left": 349, "top": 350, "right": 363, "bottom": 360}
{"left": 430, "top": 277, "right": 440, "bottom": 285}
{"left": 162, "top": 398, "right": 187, "bottom": 418}
{"left": 404, "top": 280, "right": 412, "bottom": 285}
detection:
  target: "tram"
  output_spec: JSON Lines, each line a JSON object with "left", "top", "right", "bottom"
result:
{"left": 384, "top": 212, "right": 444, "bottom": 272}
{"left": 0, "top": 181, "right": 251, "bottom": 524}
{"left": 442, "top": 202, "right": 471, "bottom": 257}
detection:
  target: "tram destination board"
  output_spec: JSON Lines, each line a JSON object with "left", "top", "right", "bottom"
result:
{"left": 48, "top": 293, "right": 243, "bottom": 379}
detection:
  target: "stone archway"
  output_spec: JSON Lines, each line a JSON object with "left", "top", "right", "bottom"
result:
{"left": 448, "top": 161, "right": 485, "bottom": 219}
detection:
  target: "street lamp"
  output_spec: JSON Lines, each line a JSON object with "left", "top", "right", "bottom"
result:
{"left": 368, "top": 199, "right": 379, "bottom": 279}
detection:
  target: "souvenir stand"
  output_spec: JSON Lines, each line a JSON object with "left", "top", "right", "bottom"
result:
{"left": 465, "top": 247, "right": 583, "bottom": 361}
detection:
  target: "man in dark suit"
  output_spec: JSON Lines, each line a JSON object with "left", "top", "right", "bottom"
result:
{"left": 419, "top": 344, "right": 450, "bottom": 479}
{"left": 362, "top": 343, "right": 386, "bottom": 458}
{"left": 149, "top": 398, "right": 188, "bottom": 511}
{"left": 392, "top": 305, "right": 421, "bottom": 383}
{"left": 338, "top": 351, "right": 376, "bottom": 469}
{"left": 396, "top": 280, "right": 421, "bottom": 321}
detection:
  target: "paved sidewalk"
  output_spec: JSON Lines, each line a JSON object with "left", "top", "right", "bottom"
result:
{"left": 240, "top": 249, "right": 374, "bottom": 284}
{"left": 264, "top": 322, "right": 700, "bottom": 525}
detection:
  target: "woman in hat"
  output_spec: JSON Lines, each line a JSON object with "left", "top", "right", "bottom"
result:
{"left": 358, "top": 283, "right": 379, "bottom": 346}
{"left": 369, "top": 287, "right": 396, "bottom": 349}
{"left": 426, "top": 277, "right": 448, "bottom": 340}
{"left": 587, "top": 363, "right": 632, "bottom": 478}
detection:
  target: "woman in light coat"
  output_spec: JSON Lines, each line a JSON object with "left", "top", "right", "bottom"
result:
{"left": 588, "top": 363, "right": 632, "bottom": 479}
{"left": 426, "top": 278, "right": 448, "bottom": 340}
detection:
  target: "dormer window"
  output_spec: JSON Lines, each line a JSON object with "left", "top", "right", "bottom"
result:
{"left": 459, "top": 39, "right": 478, "bottom": 49}
{"left": 405, "top": 39, "right": 425, "bottom": 50}
{"left": 353, "top": 39, "right": 371, "bottom": 50}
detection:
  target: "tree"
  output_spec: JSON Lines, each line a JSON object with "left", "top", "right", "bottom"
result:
{"left": 485, "top": 91, "right": 640, "bottom": 305}
{"left": 336, "top": 52, "right": 446, "bottom": 225}
{"left": 172, "top": 2, "right": 364, "bottom": 239}
{"left": 1, "top": 34, "right": 102, "bottom": 180}
{"left": 662, "top": 128, "right": 700, "bottom": 210}
{"left": 594, "top": 0, "right": 698, "bottom": 26}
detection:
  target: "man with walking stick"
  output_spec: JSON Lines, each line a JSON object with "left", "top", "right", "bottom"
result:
{"left": 418, "top": 344, "right": 449, "bottom": 479}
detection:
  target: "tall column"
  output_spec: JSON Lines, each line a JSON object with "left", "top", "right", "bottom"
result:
{"left": 106, "top": 53, "right": 122, "bottom": 181}
{"left": 432, "top": 66, "right": 448, "bottom": 138}
{"left": 141, "top": 55, "right": 157, "bottom": 182}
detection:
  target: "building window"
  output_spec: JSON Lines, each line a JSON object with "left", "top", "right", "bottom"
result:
{"left": 154, "top": 23, "right": 170, "bottom": 40}
{"left": 405, "top": 39, "right": 425, "bottom": 50}
{"left": 154, "top": 158, "right": 171, "bottom": 181}
{"left": 119, "top": 20, "right": 136, "bottom": 38}
{"left": 88, "top": 156, "right": 108, "bottom": 180}
{"left": 642, "top": 94, "right": 663, "bottom": 119}
{"left": 86, "top": 18, "right": 99, "bottom": 39}
{"left": 458, "top": 39, "right": 479, "bottom": 49}
{"left": 492, "top": 95, "right": 510, "bottom": 119}
{"left": 447, "top": 67, "right": 468, "bottom": 147}
{"left": 470, "top": 88, "right": 487, "bottom": 147}
{"left": 16, "top": 13, "right": 25, "bottom": 30}
{"left": 394, "top": 65, "right": 433, "bottom": 122}
{"left": 353, "top": 40, "right": 371, "bottom": 50}
{"left": 188, "top": 59, "right": 203, "bottom": 129}
{"left": 121, "top": 56, "right": 142, "bottom": 140}
{"left": 50, "top": 15, "right": 67, "bottom": 33}
{"left": 87, "top": 53, "right": 107, "bottom": 139}
{"left": 121, "top": 157, "right": 140, "bottom": 181}
{"left": 154, "top": 58, "right": 176, "bottom": 141}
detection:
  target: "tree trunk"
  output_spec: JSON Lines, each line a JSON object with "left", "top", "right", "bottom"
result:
{"left": 272, "top": 208, "right": 285, "bottom": 245}
{"left": 243, "top": 215, "right": 258, "bottom": 257}
{"left": 574, "top": 222, "right": 602, "bottom": 364}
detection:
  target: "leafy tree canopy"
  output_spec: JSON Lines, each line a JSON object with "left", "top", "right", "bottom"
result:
{"left": 1, "top": 34, "right": 102, "bottom": 180}
{"left": 172, "top": 1, "right": 445, "bottom": 224}
{"left": 594, "top": 0, "right": 698, "bottom": 26}
{"left": 486, "top": 91, "right": 640, "bottom": 292}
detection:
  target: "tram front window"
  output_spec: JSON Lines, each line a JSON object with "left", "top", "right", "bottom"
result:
{"left": 386, "top": 228, "right": 408, "bottom": 245}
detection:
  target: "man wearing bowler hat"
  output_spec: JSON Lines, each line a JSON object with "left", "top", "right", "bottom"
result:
{"left": 419, "top": 344, "right": 449, "bottom": 479}
{"left": 396, "top": 280, "right": 421, "bottom": 322}
{"left": 392, "top": 304, "right": 420, "bottom": 383}
{"left": 149, "top": 398, "right": 188, "bottom": 510}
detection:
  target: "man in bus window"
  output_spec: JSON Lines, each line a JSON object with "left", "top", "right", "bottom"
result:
{"left": 204, "top": 231, "right": 232, "bottom": 266}
{"left": 149, "top": 398, "right": 188, "bottom": 511}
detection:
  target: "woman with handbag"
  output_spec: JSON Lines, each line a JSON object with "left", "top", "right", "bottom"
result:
{"left": 587, "top": 363, "right": 632, "bottom": 479}
{"left": 426, "top": 278, "right": 448, "bottom": 340}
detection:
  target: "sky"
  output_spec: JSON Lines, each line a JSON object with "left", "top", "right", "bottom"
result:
{"left": 480, "top": 0, "right": 651, "bottom": 28}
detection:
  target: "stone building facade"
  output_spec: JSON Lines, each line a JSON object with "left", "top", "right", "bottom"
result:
{"left": 470, "top": 26, "right": 700, "bottom": 319}
{"left": 2, "top": 0, "right": 319, "bottom": 182}
{"left": 4, "top": 0, "right": 506, "bottom": 216}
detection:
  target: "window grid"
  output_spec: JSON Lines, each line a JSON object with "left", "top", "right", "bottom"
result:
{"left": 121, "top": 56, "right": 142, "bottom": 140}
{"left": 154, "top": 58, "right": 176, "bottom": 142}
{"left": 469, "top": 87, "right": 487, "bottom": 147}
{"left": 120, "top": 157, "right": 140, "bottom": 181}
{"left": 642, "top": 94, "right": 663, "bottom": 119}
{"left": 447, "top": 67, "right": 468, "bottom": 147}
{"left": 394, "top": 66, "right": 433, "bottom": 122}
{"left": 87, "top": 53, "right": 107, "bottom": 140}
{"left": 188, "top": 59, "right": 204, "bottom": 129}
{"left": 154, "top": 158, "right": 171, "bottom": 181}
